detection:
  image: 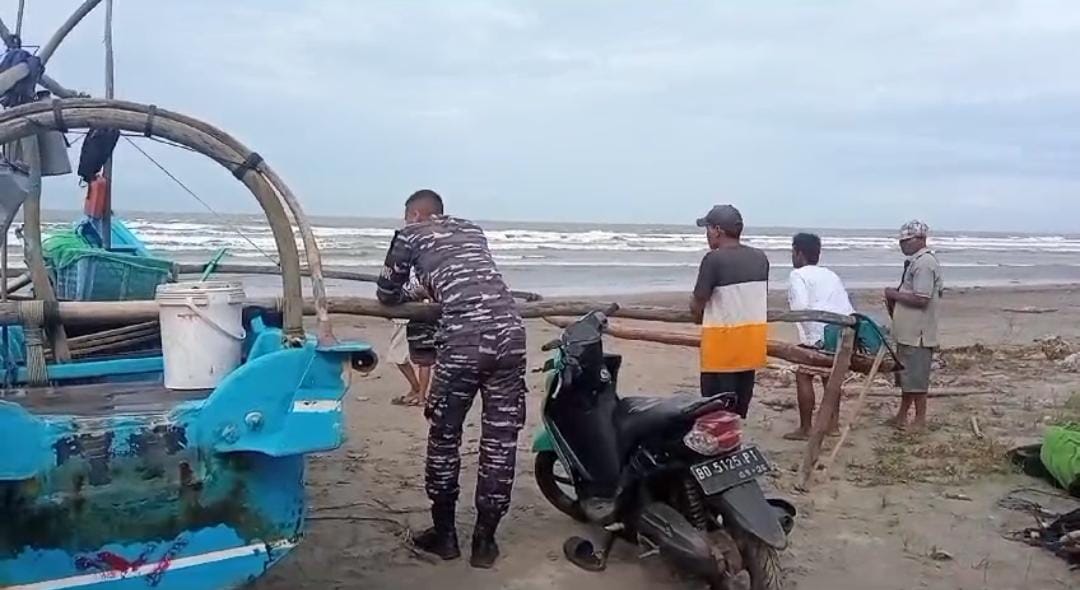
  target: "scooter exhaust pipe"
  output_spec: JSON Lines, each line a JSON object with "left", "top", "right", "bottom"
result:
{"left": 636, "top": 502, "right": 720, "bottom": 581}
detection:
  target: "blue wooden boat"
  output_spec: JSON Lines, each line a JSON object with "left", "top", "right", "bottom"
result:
{"left": 0, "top": 98, "right": 376, "bottom": 589}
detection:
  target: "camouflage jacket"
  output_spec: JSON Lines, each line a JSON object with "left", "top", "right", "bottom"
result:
{"left": 376, "top": 215, "right": 521, "bottom": 344}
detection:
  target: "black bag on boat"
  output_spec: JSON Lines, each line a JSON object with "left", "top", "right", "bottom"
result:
{"left": 77, "top": 128, "right": 121, "bottom": 183}
{"left": 0, "top": 49, "right": 42, "bottom": 107}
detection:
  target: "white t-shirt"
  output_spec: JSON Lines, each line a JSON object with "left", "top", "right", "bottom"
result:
{"left": 788, "top": 265, "right": 855, "bottom": 346}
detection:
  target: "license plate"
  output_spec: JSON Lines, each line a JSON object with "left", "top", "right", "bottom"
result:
{"left": 690, "top": 446, "right": 772, "bottom": 495}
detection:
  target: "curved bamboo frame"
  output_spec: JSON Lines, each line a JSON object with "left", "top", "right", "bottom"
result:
{"left": 0, "top": 99, "right": 332, "bottom": 344}
{"left": 38, "top": 0, "right": 104, "bottom": 65}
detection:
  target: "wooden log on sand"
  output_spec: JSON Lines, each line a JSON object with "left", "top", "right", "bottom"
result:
{"left": 541, "top": 316, "right": 894, "bottom": 375}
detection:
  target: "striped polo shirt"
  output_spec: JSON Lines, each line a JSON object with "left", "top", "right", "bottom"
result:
{"left": 693, "top": 244, "right": 770, "bottom": 373}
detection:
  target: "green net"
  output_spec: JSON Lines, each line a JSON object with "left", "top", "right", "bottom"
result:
{"left": 43, "top": 228, "right": 174, "bottom": 301}
{"left": 44, "top": 229, "right": 173, "bottom": 274}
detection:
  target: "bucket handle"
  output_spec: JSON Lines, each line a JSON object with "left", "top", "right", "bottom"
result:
{"left": 184, "top": 297, "right": 247, "bottom": 341}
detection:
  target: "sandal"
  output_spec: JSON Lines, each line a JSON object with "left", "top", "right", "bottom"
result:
{"left": 392, "top": 395, "right": 422, "bottom": 407}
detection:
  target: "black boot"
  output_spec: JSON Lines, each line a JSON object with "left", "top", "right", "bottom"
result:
{"left": 470, "top": 512, "right": 501, "bottom": 569}
{"left": 411, "top": 502, "right": 460, "bottom": 560}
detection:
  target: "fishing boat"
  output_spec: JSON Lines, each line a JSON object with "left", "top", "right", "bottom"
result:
{"left": 0, "top": 4, "right": 377, "bottom": 586}
{"left": 0, "top": 97, "right": 377, "bottom": 589}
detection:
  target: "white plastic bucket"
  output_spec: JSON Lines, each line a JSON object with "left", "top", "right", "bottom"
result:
{"left": 156, "top": 281, "right": 247, "bottom": 390}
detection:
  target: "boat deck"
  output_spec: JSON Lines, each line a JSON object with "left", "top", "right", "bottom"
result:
{"left": 0, "top": 381, "right": 211, "bottom": 416}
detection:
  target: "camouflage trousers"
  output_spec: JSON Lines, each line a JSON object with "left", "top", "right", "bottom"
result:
{"left": 425, "top": 327, "right": 527, "bottom": 518}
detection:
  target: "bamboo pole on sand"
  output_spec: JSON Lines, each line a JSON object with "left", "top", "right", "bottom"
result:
{"left": 798, "top": 327, "right": 856, "bottom": 490}
{"left": 101, "top": 0, "right": 115, "bottom": 249}
{"left": 818, "top": 347, "right": 888, "bottom": 478}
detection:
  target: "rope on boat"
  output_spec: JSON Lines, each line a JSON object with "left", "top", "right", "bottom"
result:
{"left": 19, "top": 299, "right": 47, "bottom": 385}
{"left": 121, "top": 135, "right": 280, "bottom": 265}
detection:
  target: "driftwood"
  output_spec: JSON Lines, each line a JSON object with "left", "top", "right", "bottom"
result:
{"left": 541, "top": 316, "right": 895, "bottom": 375}
{"left": 799, "top": 326, "right": 855, "bottom": 489}
{"left": 1002, "top": 307, "right": 1058, "bottom": 315}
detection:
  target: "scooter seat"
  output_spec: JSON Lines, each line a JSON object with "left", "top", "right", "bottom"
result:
{"left": 614, "top": 395, "right": 714, "bottom": 446}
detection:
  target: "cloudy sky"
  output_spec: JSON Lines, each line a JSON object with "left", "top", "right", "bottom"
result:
{"left": 25, "top": 1, "right": 1080, "bottom": 231}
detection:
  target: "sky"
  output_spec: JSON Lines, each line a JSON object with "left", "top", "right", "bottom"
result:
{"left": 23, "top": 1, "right": 1080, "bottom": 232}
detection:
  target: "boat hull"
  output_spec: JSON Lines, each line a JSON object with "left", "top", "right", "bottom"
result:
{"left": 0, "top": 322, "right": 375, "bottom": 589}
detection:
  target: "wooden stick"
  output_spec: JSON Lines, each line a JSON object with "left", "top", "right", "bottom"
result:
{"left": 820, "top": 347, "right": 888, "bottom": 475}
{"left": 101, "top": 0, "right": 115, "bottom": 250}
{"left": 22, "top": 135, "right": 71, "bottom": 361}
{"left": 970, "top": 416, "right": 983, "bottom": 439}
{"left": 542, "top": 316, "right": 895, "bottom": 375}
{"left": 799, "top": 326, "right": 855, "bottom": 489}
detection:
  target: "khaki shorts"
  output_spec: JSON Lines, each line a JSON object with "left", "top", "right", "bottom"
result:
{"left": 386, "top": 321, "right": 410, "bottom": 366}
{"left": 897, "top": 344, "right": 933, "bottom": 394}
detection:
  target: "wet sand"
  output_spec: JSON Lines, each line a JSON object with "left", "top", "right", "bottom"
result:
{"left": 254, "top": 285, "right": 1080, "bottom": 590}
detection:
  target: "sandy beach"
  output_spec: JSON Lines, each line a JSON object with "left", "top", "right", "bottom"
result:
{"left": 253, "top": 284, "right": 1080, "bottom": 590}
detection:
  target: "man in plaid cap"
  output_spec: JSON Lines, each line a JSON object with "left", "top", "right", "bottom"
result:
{"left": 885, "top": 220, "right": 943, "bottom": 431}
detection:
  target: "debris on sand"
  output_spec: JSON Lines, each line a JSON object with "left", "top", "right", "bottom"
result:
{"left": 929, "top": 547, "right": 954, "bottom": 561}
{"left": 1037, "top": 335, "right": 1073, "bottom": 361}
{"left": 1003, "top": 306, "right": 1059, "bottom": 315}
{"left": 1061, "top": 353, "right": 1080, "bottom": 373}
{"left": 851, "top": 433, "right": 1012, "bottom": 486}
{"left": 940, "top": 343, "right": 995, "bottom": 371}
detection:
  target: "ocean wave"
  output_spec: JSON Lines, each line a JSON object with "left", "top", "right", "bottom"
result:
{"left": 34, "top": 220, "right": 1080, "bottom": 259}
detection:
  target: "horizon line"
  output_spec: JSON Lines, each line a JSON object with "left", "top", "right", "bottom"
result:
{"left": 37, "top": 207, "right": 1078, "bottom": 237}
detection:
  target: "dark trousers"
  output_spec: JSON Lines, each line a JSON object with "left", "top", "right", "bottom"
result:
{"left": 425, "top": 328, "right": 527, "bottom": 518}
{"left": 700, "top": 370, "right": 756, "bottom": 418}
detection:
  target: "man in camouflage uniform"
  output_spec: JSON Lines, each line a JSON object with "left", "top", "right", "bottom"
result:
{"left": 376, "top": 189, "right": 526, "bottom": 569}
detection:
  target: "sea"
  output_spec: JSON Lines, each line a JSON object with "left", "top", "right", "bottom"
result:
{"left": 33, "top": 210, "right": 1080, "bottom": 298}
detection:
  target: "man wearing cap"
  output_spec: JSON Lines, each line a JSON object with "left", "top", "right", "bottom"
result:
{"left": 885, "top": 220, "right": 943, "bottom": 431}
{"left": 690, "top": 205, "right": 770, "bottom": 417}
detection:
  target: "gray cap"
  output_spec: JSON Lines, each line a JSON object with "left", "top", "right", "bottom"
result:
{"left": 696, "top": 204, "right": 743, "bottom": 232}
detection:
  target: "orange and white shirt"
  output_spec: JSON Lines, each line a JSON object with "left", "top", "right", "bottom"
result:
{"left": 693, "top": 245, "right": 770, "bottom": 373}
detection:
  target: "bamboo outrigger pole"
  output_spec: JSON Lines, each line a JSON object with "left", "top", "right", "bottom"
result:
{"left": 102, "top": 0, "right": 114, "bottom": 249}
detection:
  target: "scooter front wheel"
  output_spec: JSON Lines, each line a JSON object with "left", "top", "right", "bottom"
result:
{"left": 534, "top": 451, "right": 587, "bottom": 523}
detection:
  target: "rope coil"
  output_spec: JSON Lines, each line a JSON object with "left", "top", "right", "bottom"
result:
{"left": 18, "top": 300, "right": 47, "bottom": 385}
{"left": 51, "top": 99, "right": 67, "bottom": 133}
{"left": 143, "top": 104, "right": 156, "bottom": 137}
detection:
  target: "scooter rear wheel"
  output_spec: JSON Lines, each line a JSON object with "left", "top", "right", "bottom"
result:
{"left": 737, "top": 532, "right": 784, "bottom": 590}
{"left": 534, "top": 451, "right": 588, "bottom": 523}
